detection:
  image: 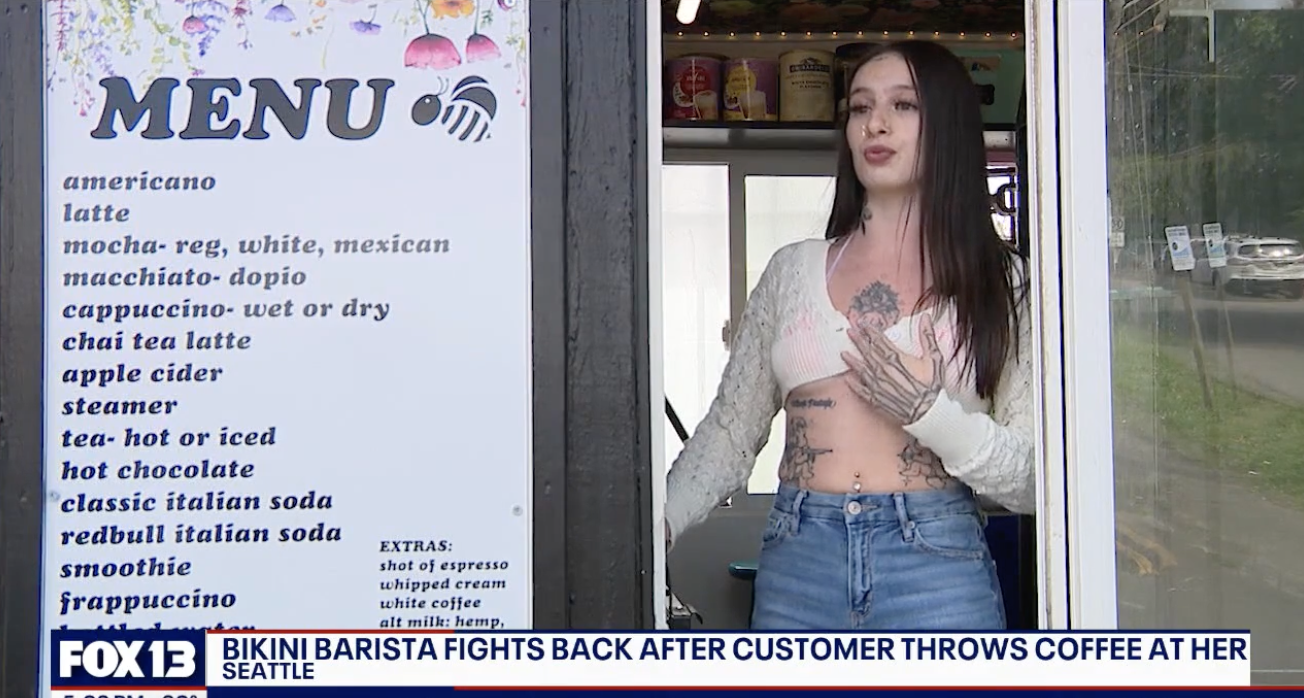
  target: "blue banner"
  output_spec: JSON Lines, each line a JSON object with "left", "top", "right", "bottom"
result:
{"left": 49, "top": 629, "right": 1266, "bottom": 693}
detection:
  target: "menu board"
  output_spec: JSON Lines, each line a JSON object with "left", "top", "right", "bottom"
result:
{"left": 41, "top": 0, "right": 534, "bottom": 643}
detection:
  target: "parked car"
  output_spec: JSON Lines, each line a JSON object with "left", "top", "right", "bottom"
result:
{"left": 1191, "top": 235, "right": 1304, "bottom": 298}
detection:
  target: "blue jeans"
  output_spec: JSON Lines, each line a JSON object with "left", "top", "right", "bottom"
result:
{"left": 750, "top": 482, "right": 1006, "bottom": 630}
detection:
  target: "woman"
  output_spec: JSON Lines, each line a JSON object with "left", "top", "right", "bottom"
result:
{"left": 663, "top": 40, "right": 1034, "bottom": 630}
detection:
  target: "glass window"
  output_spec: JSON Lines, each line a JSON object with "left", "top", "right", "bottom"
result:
{"left": 662, "top": 164, "right": 731, "bottom": 470}
{"left": 1105, "top": 3, "right": 1304, "bottom": 684}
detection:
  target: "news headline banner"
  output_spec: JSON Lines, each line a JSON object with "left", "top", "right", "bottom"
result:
{"left": 49, "top": 629, "right": 1251, "bottom": 690}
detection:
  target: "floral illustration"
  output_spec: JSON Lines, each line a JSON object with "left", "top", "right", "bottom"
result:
{"left": 46, "top": 0, "right": 529, "bottom": 116}
{"left": 350, "top": 6, "right": 382, "bottom": 35}
{"left": 402, "top": 0, "right": 504, "bottom": 70}
{"left": 265, "top": 3, "right": 296, "bottom": 22}
{"left": 464, "top": 3, "right": 501, "bottom": 62}
{"left": 404, "top": 32, "right": 461, "bottom": 69}
{"left": 430, "top": 0, "right": 475, "bottom": 19}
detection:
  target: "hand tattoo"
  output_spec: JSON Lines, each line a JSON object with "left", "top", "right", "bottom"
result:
{"left": 778, "top": 417, "right": 832, "bottom": 488}
{"left": 898, "top": 437, "right": 952, "bottom": 490}
{"left": 848, "top": 281, "right": 901, "bottom": 331}
{"left": 842, "top": 315, "right": 945, "bottom": 425}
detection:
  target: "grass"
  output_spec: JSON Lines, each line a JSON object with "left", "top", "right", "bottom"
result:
{"left": 1110, "top": 326, "right": 1304, "bottom": 506}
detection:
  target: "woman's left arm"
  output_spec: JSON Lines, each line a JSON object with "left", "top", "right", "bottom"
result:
{"left": 900, "top": 298, "right": 1036, "bottom": 514}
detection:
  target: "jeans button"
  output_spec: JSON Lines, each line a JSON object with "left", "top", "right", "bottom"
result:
{"left": 846, "top": 501, "right": 862, "bottom": 515}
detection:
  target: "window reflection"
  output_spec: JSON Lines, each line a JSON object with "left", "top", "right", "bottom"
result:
{"left": 1106, "top": 3, "right": 1304, "bottom": 684}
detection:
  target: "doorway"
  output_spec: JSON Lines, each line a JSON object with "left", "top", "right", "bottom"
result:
{"left": 651, "top": 0, "right": 1053, "bottom": 631}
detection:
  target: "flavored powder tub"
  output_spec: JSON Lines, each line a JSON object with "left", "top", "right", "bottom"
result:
{"left": 779, "top": 49, "right": 835, "bottom": 122}
{"left": 722, "top": 57, "right": 777, "bottom": 122}
{"left": 665, "top": 55, "right": 722, "bottom": 121}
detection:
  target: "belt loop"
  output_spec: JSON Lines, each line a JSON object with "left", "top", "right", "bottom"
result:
{"left": 892, "top": 492, "right": 913, "bottom": 541}
{"left": 790, "top": 490, "right": 807, "bottom": 532}
{"left": 791, "top": 489, "right": 808, "bottom": 515}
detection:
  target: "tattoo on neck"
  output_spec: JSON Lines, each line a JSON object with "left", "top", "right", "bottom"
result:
{"left": 898, "top": 438, "right": 952, "bottom": 490}
{"left": 778, "top": 417, "right": 832, "bottom": 488}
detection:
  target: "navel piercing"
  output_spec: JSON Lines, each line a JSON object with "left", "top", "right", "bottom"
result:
{"left": 852, "top": 472, "right": 862, "bottom": 493}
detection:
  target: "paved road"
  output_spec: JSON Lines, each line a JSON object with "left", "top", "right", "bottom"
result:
{"left": 1149, "top": 284, "right": 1304, "bottom": 405}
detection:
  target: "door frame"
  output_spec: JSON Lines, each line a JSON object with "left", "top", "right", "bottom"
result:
{"left": 651, "top": 0, "right": 1118, "bottom": 631}
{"left": 1027, "top": 0, "right": 1119, "bottom": 628}
{"left": 648, "top": 0, "right": 668, "bottom": 632}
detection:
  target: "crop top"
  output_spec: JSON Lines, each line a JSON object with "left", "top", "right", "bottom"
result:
{"left": 772, "top": 237, "right": 987, "bottom": 416}
{"left": 664, "top": 238, "right": 1037, "bottom": 546}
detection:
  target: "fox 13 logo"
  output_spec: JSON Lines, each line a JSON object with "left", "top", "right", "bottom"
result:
{"left": 51, "top": 630, "right": 207, "bottom": 688}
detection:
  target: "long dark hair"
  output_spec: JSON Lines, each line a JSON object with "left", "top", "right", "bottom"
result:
{"left": 824, "top": 40, "right": 1027, "bottom": 400}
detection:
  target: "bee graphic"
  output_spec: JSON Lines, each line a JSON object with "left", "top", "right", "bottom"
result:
{"left": 411, "top": 76, "right": 499, "bottom": 143}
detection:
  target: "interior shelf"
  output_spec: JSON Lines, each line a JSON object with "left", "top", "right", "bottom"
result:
{"left": 663, "top": 121, "right": 1016, "bottom": 152}
{"left": 664, "top": 121, "right": 836, "bottom": 150}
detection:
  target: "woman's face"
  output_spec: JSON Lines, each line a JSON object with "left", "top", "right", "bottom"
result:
{"left": 845, "top": 52, "right": 922, "bottom": 195}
